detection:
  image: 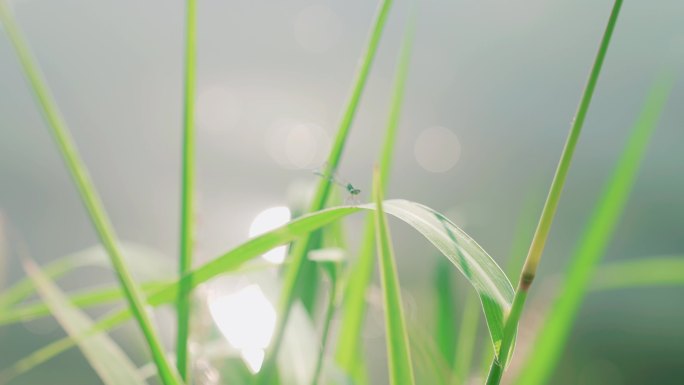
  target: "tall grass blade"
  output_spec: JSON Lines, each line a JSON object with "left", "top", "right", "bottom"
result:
{"left": 176, "top": 0, "right": 198, "bottom": 380}
{"left": 335, "top": 8, "right": 415, "bottom": 380}
{"left": 373, "top": 169, "right": 415, "bottom": 385}
{"left": 0, "top": 4, "right": 182, "bottom": 384}
{"left": 485, "top": 2, "right": 624, "bottom": 383}
{"left": 513, "top": 72, "right": 675, "bottom": 385}
{"left": 21, "top": 258, "right": 148, "bottom": 385}
{"left": 263, "top": 1, "right": 395, "bottom": 378}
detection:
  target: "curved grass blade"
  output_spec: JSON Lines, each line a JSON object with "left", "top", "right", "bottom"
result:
{"left": 373, "top": 169, "right": 415, "bottom": 385}
{"left": 0, "top": 4, "right": 182, "bottom": 384}
{"left": 21, "top": 258, "right": 148, "bottom": 385}
{"left": 2, "top": 200, "right": 513, "bottom": 380}
{"left": 513, "top": 71, "right": 675, "bottom": 385}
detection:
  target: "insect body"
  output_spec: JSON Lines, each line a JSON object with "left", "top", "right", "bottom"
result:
{"left": 313, "top": 166, "right": 362, "bottom": 203}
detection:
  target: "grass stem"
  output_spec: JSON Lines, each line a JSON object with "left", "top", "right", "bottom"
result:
{"left": 484, "top": 1, "right": 623, "bottom": 383}
{"left": 176, "top": 0, "right": 198, "bottom": 381}
{"left": 0, "top": 3, "right": 183, "bottom": 384}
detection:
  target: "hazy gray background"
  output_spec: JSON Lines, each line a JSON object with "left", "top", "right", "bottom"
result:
{"left": 1, "top": 0, "right": 683, "bottom": 384}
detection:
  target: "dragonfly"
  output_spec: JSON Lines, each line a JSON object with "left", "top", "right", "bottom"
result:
{"left": 313, "top": 165, "right": 361, "bottom": 203}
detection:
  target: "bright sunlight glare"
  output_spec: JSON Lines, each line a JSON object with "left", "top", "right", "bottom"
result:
{"left": 208, "top": 284, "right": 276, "bottom": 373}
{"left": 249, "top": 206, "right": 292, "bottom": 264}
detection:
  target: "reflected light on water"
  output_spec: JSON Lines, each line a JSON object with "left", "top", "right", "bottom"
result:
{"left": 208, "top": 284, "right": 276, "bottom": 373}
{"left": 249, "top": 206, "right": 292, "bottom": 264}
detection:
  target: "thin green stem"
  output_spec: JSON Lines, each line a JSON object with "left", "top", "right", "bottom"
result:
{"left": 176, "top": 0, "right": 197, "bottom": 381}
{"left": 310, "top": 265, "right": 339, "bottom": 385}
{"left": 0, "top": 3, "right": 182, "bottom": 384}
{"left": 485, "top": 1, "right": 623, "bottom": 384}
{"left": 513, "top": 72, "right": 675, "bottom": 385}
{"left": 259, "top": 0, "right": 393, "bottom": 381}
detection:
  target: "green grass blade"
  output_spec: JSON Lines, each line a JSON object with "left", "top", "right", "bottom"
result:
{"left": 0, "top": 254, "right": 92, "bottom": 310}
{"left": 513, "top": 72, "right": 675, "bottom": 385}
{"left": 21, "top": 258, "right": 148, "bottom": 385}
{"left": 335, "top": 9, "right": 415, "bottom": 380}
{"left": 0, "top": 281, "right": 169, "bottom": 327}
{"left": 591, "top": 256, "right": 684, "bottom": 291}
{"left": 450, "top": 292, "right": 479, "bottom": 385}
{"left": 373, "top": 169, "right": 415, "bottom": 385}
{"left": 264, "top": 0, "right": 395, "bottom": 377}
{"left": 0, "top": 5, "right": 182, "bottom": 384}
{"left": 486, "top": 2, "right": 624, "bottom": 383}
{"left": 176, "top": 0, "right": 197, "bottom": 380}
{"left": 334, "top": 218, "right": 374, "bottom": 381}
{"left": 0, "top": 243, "right": 172, "bottom": 312}
{"left": 434, "top": 259, "right": 458, "bottom": 368}
{"left": 2, "top": 200, "right": 512, "bottom": 380}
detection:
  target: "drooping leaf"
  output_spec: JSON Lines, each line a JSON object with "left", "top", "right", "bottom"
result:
{"left": 3, "top": 200, "right": 513, "bottom": 378}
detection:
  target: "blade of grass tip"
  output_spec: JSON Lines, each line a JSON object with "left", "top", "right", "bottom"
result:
{"left": 485, "top": 1, "right": 624, "bottom": 383}
{"left": 335, "top": 7, "right": 415, "bottom": 379}
{"left": 590, "top": 256, "right": 684, "bottom": 291}
{"left": 260, "top": 0, "right": 394, "bottom": 380}
{"left": 176, "top": 0, "right": 197, "bottom": 381}
{"left": 373, "top": 168, "right": 415, "bottom": 385}
{"left": 513, "top": 72, "right": 675, "bottom": 385}
{"left": 21, "top": 257, "right": 148, "bottom": 385}
{"left": 0, "top": 5, "right": 183, "bottom": 385}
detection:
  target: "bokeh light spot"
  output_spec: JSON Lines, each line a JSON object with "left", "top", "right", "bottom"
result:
{"left": 249, "top": 206, "right": 291, "bottom": 264}
{"left": 208, "top": 284, "right": 276, "bottom": 373}
{"left": 414, "top": 126, "right": 461, "bottom": 173}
